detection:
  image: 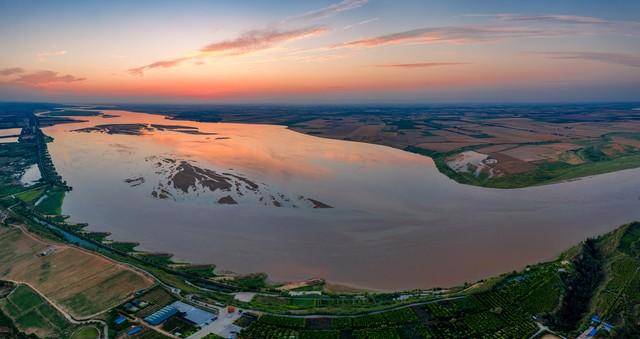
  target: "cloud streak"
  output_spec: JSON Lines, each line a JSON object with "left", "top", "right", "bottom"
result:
{"left": 485, "top": 14, "right": 610, "bottom": 25}
{"left": 200, "top": 26, "right": 328, "bottom": 53}
{"left": 128, "top": 57, "right": 191, "bottom": 76}
{"left": 469, "top": 13, "right": 639, "bottom": 36}
{"left": 1, "top": 69, "right": 86, "bottom": 87}
{"left": 336, "top": 26, "right": 565, "bottom": 48}
{"left": 374, "top": 62, "right": 468, "bottom": 68}
{"left": 286, "top": 0, "right": 368, "bottom": 22}
{"left": 343, "top": 17, "right": 379, "bottom": 30}
{"left": 539, "top": 52, "right": 640, "bottom": 68}
{"left": 129, "top": 26, "right": 328, "bottom": 75}
{"left": 37, "top": 50, "right": 67, "bottom": 61}
{"left": 338, "top": 13, "right": 640, "bottom": 50}
{"left": 0, "top": 67, "right": 24, "bottom": 76}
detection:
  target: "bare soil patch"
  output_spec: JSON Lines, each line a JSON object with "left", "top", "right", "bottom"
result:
{"left": 0, "top": 226, "right": 153, "bottom": 319}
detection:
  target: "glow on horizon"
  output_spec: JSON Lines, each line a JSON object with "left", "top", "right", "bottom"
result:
{"left": 0, "top": 0, "right": 639, "bottom": 103}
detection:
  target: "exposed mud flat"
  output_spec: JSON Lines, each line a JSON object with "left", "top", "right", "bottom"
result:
{"left": 74, "top": 123, "right": 217, "bottom": 136}
{"left": 143, "top": 156, "right": 331, "bottom": 208}
{"left": 74, "top": 123, "right": 153, "bottom": 135}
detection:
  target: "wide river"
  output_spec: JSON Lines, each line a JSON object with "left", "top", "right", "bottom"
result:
{"left": 45, "top": 110, "right": 640, "bottom": 290}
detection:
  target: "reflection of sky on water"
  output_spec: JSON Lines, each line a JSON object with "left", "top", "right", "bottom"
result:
{"left": 45, "top": 110, "right": 640, "bottom": 290}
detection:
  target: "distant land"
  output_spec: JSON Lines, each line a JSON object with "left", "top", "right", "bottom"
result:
{"left": 117, "top": 102, "right": 640, "bottom": 188}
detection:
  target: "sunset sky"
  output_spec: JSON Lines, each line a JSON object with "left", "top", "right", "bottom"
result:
{"left": 1, "top": 0, "right": 639, "bottom": 103}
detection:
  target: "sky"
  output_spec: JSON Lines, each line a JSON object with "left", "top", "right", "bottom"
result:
{"left": 0, "top": 0, "right": 639, "bottom": 104}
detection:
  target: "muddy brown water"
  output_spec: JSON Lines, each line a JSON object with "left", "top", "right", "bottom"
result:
{"left": 45, "top": 110, "right": 640, "bottom": 290}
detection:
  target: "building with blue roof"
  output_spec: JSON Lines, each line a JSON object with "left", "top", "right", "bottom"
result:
{"left": 171, "top": 301, "right": 216, "bottom": 327}
{"left": 127, "top": 326, "right": 143, "bottom": 336}
{"left": 114, "top": 314, "right": 126, "bottom": 325}
{"left": 143, "top": 304, "right": 179, "bottom": 325}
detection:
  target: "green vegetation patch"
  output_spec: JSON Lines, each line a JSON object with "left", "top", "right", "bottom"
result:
{"left": 35, "top": 186, "right": 66, "bottom": 215}
{"left": 70, "top": 326, "right": 100, "bottom": 339}
{"left": 0, "top": 284, "right": 73, "bottom": 337}
{"left": 14, "top": 187, "right": 45, "bottom": 204}
{"left": 45, "top": 110, "right": 102, "bottom": 117}
{"left": 9, "top": 285, "right": 44, "bottom": 312}
{"left": 618, "top": 222, "right": 640, "bottom": 255}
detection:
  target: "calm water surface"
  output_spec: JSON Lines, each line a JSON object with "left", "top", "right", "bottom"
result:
{"left": 45, "top": 110, "right": 640, "bottom": 290}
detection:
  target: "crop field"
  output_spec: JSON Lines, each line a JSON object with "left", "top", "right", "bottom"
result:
{"left": 584, "top": 222, "right": 640, "bottom": 336}
{"left": 0, "top": 226, "right": 154, "bottom": 319}
{"left": 0, "top": 284, "right": 72, "bottom": 337}
{"left": 240, "top": 261, "right": 565, "bottom": 338}
{"left": 133, "top": 286, "right": 176, "bottom": 318}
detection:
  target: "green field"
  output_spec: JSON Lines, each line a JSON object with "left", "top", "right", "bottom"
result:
{"left": 0, "top": 284, "right": 75, "bottom": 337}
{"left": 409, "top": 141, "right": 640, "bottom": 189}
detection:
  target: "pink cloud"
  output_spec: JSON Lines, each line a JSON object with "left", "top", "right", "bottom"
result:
{"left": 335, "top": 26, "right": 564, "bottom": 48}
{"left": 7, "top": 70, "right": 85, "bottom": 87}
{"left": 0, "top": 67, "right": 25, "bottom": 76}
{"left": 200, "top": 26, "right": 328, "bottom": 54}
{"left": 539, "top": 51, "right": 640, "bottom": 68}
{"left": 128, "top": 57, "right": 190, "bottom": 76}
{"left": 129, "top": 26, "right": 328, "bottom": 75}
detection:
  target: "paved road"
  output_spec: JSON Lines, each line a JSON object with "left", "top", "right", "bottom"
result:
{"left": 188, "top": 307, "right": 242, "bottom": 339}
